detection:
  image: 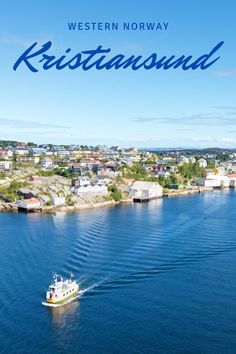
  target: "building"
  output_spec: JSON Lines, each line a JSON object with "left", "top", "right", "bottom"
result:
{"left": 193, "top": 174, "right": 230, "bottom": 188}
{"left": 14, "top": 148, "right": 29, "bottom": 155}
{"left": 17, "top": 156, "right": 40, "bottom": 164}
{"left": 40, "top": 157, "right": 53, "bottom": 169}
{"left": 228, "top": 174, "right": 236, "bottom": 188}
{"left": 129, "top": 181, "right": 163, "bottom": 202}
{"left": 0, "top": 160, "right": 12, "bottom": 171}
{"left": 17, "top": 198, "right": 41, "bottom": 212}
{"left": 198, "top": 158, "right": 207, "bottom": 168}
{"left": 51, "top": 195, "right": 66, "bottom": 206}
{"left": 0, "top": 148, "right": 13, "bottom": 159}
{"left": 92, "top": 175, "right": 111, "bottom": 186}
{"left": 73, "top": 185, "right": 108, "bottom": 195}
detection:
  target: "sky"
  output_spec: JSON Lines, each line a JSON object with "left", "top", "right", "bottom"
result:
{"left": 0, "top": 0, "right": 236, "bottom": 148}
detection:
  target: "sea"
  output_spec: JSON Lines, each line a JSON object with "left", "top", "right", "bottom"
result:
{"left": 0, "top": 190, "right": 236, "bottom": 354}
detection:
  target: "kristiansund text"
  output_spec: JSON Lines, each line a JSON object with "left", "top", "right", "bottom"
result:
{"left": 13, "top": 41, "right": 224, "bottom": 73}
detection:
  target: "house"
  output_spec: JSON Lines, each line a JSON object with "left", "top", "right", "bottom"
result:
{"left": 73, "top": 185, "right": 108, "bottom": 195}
{"left": 92, "top": 164, "right": 102, "bottom": 174}
{"left": 98, "top": 169, "right": 120, "bottom": 178}
{"left": 31, "top": 147, "right": 47, "bottom": 155}
{"left": 69, "top": 163, "right": 84, "bottom": 174}
{"left": 14, "top": 148, "right": 29, "bottom": 156}
{"left": 17, "top": 156, "right": 40, "bottom": 164}
{"left": 198, "top": 158, "right": 207, "bottom": 168}
{"left": 0, "top": 148, "right": 11, "bottom": 160}
{"left": 51, "top": 195, "right": 66, "bottom": 206}
{"left": 129, "top": 181, "right": 163, "bottom": 201}
{"left": 92, "top": 175, "right": 111, "bottom": 186}
{"left": 71, "top": 176, "right": 90, "bottom": 187}
{"left": 40, "top": 157, "right": 53, "bottom": 169}
{"left": 17, "top": 198, "right": 41, "bottom": 211}
{"left": 0, "top": 160, "right": 12, "bottom": 171}
{"left": 79, "top": 176, "right": 90, "bottom": 186}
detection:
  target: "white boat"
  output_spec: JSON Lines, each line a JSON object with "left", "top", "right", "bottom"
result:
{"left": 45, "top": 273, "right": 79, "bottom": 305}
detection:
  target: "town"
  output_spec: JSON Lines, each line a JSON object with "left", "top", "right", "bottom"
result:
{"left": 0, "top": 140, "right": 236, "bottom": 212}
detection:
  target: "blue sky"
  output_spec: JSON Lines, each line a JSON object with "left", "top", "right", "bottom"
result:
{"left": 0, "top": 0, "right": 236, "bottom": 147}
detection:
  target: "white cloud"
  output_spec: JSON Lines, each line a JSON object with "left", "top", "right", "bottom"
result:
{"left": 192, "top": 137, "right": 213, "bottom": 142}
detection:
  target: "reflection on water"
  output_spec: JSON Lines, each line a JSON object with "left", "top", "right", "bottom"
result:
{"left": 49, "top": 300, "right": 80, "bottom": 327}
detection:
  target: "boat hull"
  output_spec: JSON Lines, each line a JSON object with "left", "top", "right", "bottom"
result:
{"left": 46, "top": 289, "right": 79, "bottom": 305}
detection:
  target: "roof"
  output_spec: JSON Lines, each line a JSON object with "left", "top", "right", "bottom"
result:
{"left": 24, "top": 198, "right": 40, "bottom": 204}
{"left": 131, "top": 181, "right": 161, "bottom": 189}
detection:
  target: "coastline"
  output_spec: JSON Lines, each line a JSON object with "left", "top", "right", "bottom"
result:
{"left": 0, "top": 188, "right": 216, "bottom": 214}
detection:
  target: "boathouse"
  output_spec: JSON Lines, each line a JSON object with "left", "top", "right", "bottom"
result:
{"left": 17, "top": 198, "right": 42, "bottom": 212}
{"left": 129, "top": 181, "right": 163, "bottom": 202}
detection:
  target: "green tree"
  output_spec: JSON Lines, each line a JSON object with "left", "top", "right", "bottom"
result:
{"left": 108, "top": 184, "right": 122, "bottom": 201}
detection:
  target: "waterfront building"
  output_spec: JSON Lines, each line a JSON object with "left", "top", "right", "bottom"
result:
{"left": 51, "top": 194, "right": 66, "bottom": 206}
{"left": 194, "top": 174, "right": 230, "bottom": 188}
{"left": 227, "top": 174, "right": 236, "bottom": 188}
{"left": 17, "top": 198, "right": 41, "bottom": 211}
{"left": 129, "top": 181, "right": 163, "bottom": 201}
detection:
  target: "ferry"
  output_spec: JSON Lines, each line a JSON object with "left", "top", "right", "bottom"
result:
{"left": 45, "top": 273, "right": 79, "bottom": 305}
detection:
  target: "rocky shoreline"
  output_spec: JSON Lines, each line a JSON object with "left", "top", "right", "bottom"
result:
{"left": 163, "top": 187, "right": 213, "bottom": 198}
{"left": 0, "top": 198, "right": 134, "bottom": 213}
{"left": 0, "top": 189, "right": 215, "bottom": 214}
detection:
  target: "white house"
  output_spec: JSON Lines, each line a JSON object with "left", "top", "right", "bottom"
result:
{"left": 79, "top": 176, "right": 90, "bottom": 186}
{"left": 0, "top": 160, "right": 12, "bottom": 171}
{"left": 40, "top": 157, "right": 53, "bottom": 169}
{"left": 14, "top": 148, "right": 29, "bottom": 156}
{"left": 18, "top": 156, "right": 40, "bottom": 164}
{"left": 129, "top": 181, "right": 163, "bottom": 200}
{"left": 74, "top": 185, "right": 108, "bottom": 195}
{"left": 51, "top": 195, "right": 66, "bottom": 206}
{"left": 198, "top": 158, "right": 207, "bottom": 168}
{"left": 92, "top": 175, "right": 111, "bottom": 186}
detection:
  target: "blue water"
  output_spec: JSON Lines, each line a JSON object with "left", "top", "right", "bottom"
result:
{"left": 0, "top": 190, "right": 236, "bottom": 354}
